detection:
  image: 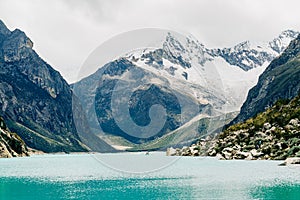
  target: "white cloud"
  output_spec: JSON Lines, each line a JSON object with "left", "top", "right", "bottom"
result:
{"left": 0, "top": 0, "right": 300, "bottom": 83}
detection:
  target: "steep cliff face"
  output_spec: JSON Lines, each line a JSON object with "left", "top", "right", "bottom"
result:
{"left": 232, "top": 34, "right": 300, "bottom": 124}
{"left": 0, "top": 117, "right": 29, "bottom": 158}
{"left": 0, "top": 20, "right": 114, "bottom": 152}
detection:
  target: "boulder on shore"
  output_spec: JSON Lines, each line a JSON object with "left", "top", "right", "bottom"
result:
{"left": 279, "top": 157, "right": 300, "bottom": 166}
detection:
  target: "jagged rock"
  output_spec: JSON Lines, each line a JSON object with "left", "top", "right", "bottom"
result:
{"left": 285, "top": 124, "right": 294, "bottom": 130}
{"left": 191, "top": 149, "right": 199, "bottom": 156}
{"left": 289, "top": 118, "right": 299, "bottom": 126}
{"left": 231, "top": 34, "right": 300, "bottom": 124}
{"left": 270, "top": 126, "right": 277, "bottom": 133}
{"left": 216, "top": 153, "right": 225, "bottom": 160}
{"left": 0, "top": 117, "right": 29, "bottom": 158}
{"left": 254, "top": 131, "right": 267, "bottom": 138}
{"left": 222, "top": 151, "right": 232, "bottom": 160}
{"left": 223, "top": 147, "right": 234, "bottom": 152}
{"left": 233, "top": 144, "right": 242, "bottom": 150}
{"left": 0, "top": 20, "right": 114, "bottom": 153}
{"left": 3, "top": 29, "right": 33, "bottom": 62}
{"left": 166, "top": 147, "right": 176, "bottom": 156}
{"left": 0, "top": 142, "right": 12, "bottom": 158}
{"left": 263, "top": 123, "right": 272, "bottom": 130}
{"left": 280, "top": 157, "right": 300, "bottom": 166}
{"left": 182, "top": 37, "right": 300, "bottom": 160}
{"left": 234, "top": 151, "right": 250, "bottom": 159}
{"left": 245, "top": 153, "right": 253, "bottom": 160}
{"left": 208, "top": 149, "right": 217, "bottom": 156}
{"left": 250, "top": 149, "right": 264, "bottom": 157}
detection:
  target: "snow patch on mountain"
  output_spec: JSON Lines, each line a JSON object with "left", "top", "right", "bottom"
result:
{"left": 122, "top": 30, "right": 298, "bottom": 112}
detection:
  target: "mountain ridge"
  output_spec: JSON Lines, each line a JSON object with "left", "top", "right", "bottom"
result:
{"left": 231, "top": 33, "right": 300, "bottom": 125}
{"left": 0, "top": 19, "right": 114, "bottom": 153}
{"left": 73, "top": 29, "right": 298, "bottom": 149}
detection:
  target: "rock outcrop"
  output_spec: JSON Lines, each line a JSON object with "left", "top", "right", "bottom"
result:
{"left": 279, "top": 157, "right": 300, "bottom": 166}
{"left": 0, "top": 117, "right": 29, "bottom": 158}
{"left": 210, "top": 118, "right": 300, "bottom": 160}
{"left": 0, "top": 19, "right": 114, "bottom": 153}
{"left": 170, "top": 35, "right": 300, "bottom": 161}
{"left": 231, "top": 33, "right": 300, "bottom": 125}
{"left": 170, "top": 94, "right": 300, "bottom": 160}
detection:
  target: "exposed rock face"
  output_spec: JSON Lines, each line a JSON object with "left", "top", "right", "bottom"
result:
{"left": 3, "top": 29, "right": 33, "bottom": 62}
{"left": 74, "top": 30, "right": 297, "bottom": 148}
{"left": 74, "top": 58, "right": 201, "bottom": 144}
{"left": 280, "top": 157, "right": 300, "bottom": 165}
{"left": 0, "top": 20, "right": 114, "bottom": 153}
{"left": 0, "top": 117, "right": 29, "bottom": 158}
{"left": 232, "top": 34, "right": 300, "bottom": 125}
{"left": 172, "top": 94, "right": 300, "bottom": 160}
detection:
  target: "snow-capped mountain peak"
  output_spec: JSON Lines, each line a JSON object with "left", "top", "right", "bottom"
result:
{"left": 232, "top": 40, "right": 251, "bottom": 51}
{"left": 161, "top": 32, "right": 213, "bottom": 67}
{"left": 210, "top": 30, "right": 299, "bottom": 71}
{"left": 122, "top": 29, "right": 299, "bottom": 112}
{"left": 269, "top": 29, "right": 299, "bottom": 54}
{"left": 163, "top": 32, "right": 187, "bottom": 54}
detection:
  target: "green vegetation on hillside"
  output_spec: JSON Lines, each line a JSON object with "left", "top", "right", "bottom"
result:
{"left": 214, "top": 94, "right": 300, "bottom": 160}
{"left": 232, "top": 34, "right": 300, "bottom": 124}
{"left": 173, "top": 94, "right": 300, "bottom": 160}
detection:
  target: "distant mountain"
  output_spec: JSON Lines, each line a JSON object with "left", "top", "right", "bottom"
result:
{"left": 1, "top": 18, "right": 295, "bottom": 152}
{"left": 125, "top": 30, "right": 299, "bottom": 110}
{"left": 74, "top": 30, "right": 298, "bottom": 149}
{"left": 0, "top": 117, "right": 29, "bottom": 158}
{"left": 231, "top": 33, "right": 300, "bottom": 125}
{"left": 212, "top": 30, "right": 299, "bottom": 71}
{"left": 74, "top": 58, "right": 206, "bottom": 144}
{"left": 0, "top": 20, "right": 114, "bottom": 152}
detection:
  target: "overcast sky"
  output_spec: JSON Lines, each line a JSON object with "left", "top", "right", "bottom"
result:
{"left": 0, "top": 0, "right": 300, "bottom": 83}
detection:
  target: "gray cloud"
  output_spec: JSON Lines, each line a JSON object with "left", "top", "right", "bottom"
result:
{"left": 0, "top": 0, "right": 300, "bottom": 83}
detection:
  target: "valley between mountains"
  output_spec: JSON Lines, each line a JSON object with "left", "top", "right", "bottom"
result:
{"left": 0, "top": 18, "right": 299, "bottom": 160}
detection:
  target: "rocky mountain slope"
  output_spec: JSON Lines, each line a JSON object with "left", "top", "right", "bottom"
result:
{"left": 74, "top": 30, "right": 297, "bottom": 149}
{"left": 0, "top": 117, "right": 29, "bottom": 158}
{"left": 214, "top": 95, "right": 300, "bottom": 160}
{"left": 126, "top": 30, "right": 299, "bottom": 110}
{"left": 232, "top": 33, "right": 300, "bottom": 125}
{"left": 0, "top": 20, "right": 113, "bottom": 153}
{"left": 171, "top": 35, "right": 300, "bottom": 159}
{"left": 173, "top": 93, "right": 300, "bottom": 160}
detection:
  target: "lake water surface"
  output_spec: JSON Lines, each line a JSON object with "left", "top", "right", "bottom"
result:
{"left": 0, "top": 152, "right": 300, "bottom": 199}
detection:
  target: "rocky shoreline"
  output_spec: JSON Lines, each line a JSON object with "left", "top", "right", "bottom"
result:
{"left": 167, "top": 118, "right": 300, "bottom": 162}
{"left": 0, "top": 117, "right": 29, "bottom": 158}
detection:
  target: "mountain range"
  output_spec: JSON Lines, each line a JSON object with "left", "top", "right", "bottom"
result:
{"left": 232, "top": 34, "right": 300, "bottom": 124}
{"left": 73, "top": 29, "right": 298, "bottom": 150}
{"left": 171, "top": 34, "right": 300, "bottom": 159}
{"left": 0, "top": 18, "right": 298, "bottom": 153}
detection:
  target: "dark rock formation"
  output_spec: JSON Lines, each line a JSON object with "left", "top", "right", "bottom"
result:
{"left": 0, "top": 117, "right": 29, "bottom": 158}
{"left": 232, "top": 34, "right": 300, "bottom": 125}
{"left": 0, "top": 19, "right": 113, "bottom": 153}
{"left": 173, "top": 94, "right": 300, "bottom": 160}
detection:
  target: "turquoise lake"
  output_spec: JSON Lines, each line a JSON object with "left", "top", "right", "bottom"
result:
{"left": 0, "top": 152, "right": 300, "bottom": 200}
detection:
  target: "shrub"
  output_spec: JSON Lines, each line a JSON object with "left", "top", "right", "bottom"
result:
{"left": 287, "top": 146, "right": 300, "bottom": 156}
